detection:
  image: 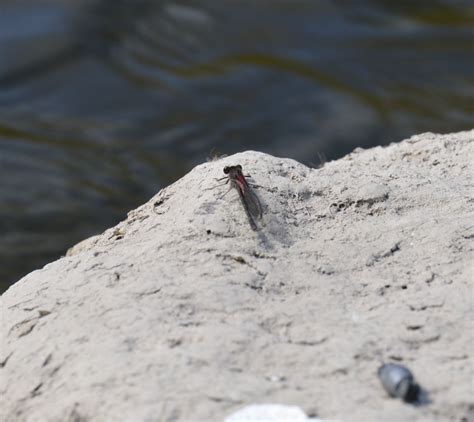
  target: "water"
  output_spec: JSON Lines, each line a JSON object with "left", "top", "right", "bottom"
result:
{"left": 1, "top": 0, "right": 473, "bottom": 292}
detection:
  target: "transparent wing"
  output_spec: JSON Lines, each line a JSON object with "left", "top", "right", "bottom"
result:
{"left": 240, "top": 187, "right": 262, "bottom": 219}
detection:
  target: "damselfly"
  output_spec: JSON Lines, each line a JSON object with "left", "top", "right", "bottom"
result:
{"left": 220, "top": 165, "right": 263, "bottom": 231}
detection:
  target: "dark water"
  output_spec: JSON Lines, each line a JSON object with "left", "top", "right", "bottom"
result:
{"left": 1, "top": 0, "right": 473, "bottom": 292}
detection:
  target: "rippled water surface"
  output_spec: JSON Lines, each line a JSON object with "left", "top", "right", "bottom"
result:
{"left": 1, "top": 0, "right": 473, "bottom": 291}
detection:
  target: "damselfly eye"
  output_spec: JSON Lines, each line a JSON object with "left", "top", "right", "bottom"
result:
{"left": 223, "top": 166, "right": 230, "bottom": 174}
{"left": 236, "top": 164, "right": 242, "bottom": 170}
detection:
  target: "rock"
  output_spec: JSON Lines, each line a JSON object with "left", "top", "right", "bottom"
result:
{"left": 1, "top": 131, "right": 473, "bottom": 422}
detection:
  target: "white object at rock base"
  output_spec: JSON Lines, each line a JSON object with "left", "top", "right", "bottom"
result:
{"left": 224, "top": 404, "right": 321, "bottom": 422}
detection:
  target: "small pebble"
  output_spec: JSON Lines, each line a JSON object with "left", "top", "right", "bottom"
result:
{"left": 378, "top": 363, "right": 420, "bottom": 402}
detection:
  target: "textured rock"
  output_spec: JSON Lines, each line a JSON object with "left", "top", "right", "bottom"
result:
{"left": 1, "top": 131, "right": 473, "bottom": 422}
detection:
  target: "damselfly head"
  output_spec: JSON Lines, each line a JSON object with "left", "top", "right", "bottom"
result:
{"left": 223, "top": 164, "right": 243, "bottom": 175}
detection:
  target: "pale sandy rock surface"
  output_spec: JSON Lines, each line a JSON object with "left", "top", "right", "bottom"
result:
{"left": 1, "top": 131, "right": 473, "bottom": 422}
